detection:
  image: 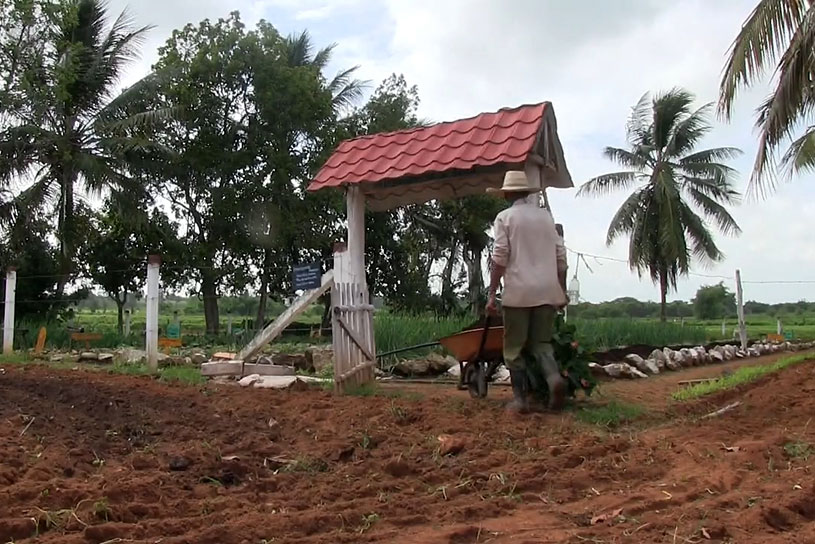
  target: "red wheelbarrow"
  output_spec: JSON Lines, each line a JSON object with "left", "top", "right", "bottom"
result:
{"left": 438, "top": 317, "right": 505, "bottom": 398}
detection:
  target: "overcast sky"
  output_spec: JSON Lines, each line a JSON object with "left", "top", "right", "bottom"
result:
{"left": 108, "top": 0, "right": 815, "bottom": 304}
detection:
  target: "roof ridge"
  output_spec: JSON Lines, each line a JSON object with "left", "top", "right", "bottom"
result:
{"left": 345, "top": 102, "right": 548, "bottom": 143}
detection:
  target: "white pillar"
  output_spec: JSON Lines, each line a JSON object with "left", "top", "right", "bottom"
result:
{"left": 721, "top": 319, "right": 726, "bottom": 337}
{"left": 735, "top": 269, "right": 747, "bottom": 350}
{"left": 346, "top": 186, "right": 366, "bottom": 285}
{"left": 124, "top": 309, "right": 132, "bottom": 337}
{"left": 227, "top": 314, "right": 233, "bottom": 335}
{"left": 145, "top": 255, "right": 161, "bottom": 371}
{"left": 777, "top": 319, "right": 782, "bottom": 336}
{"left": 3, "top": 268, "right": 16, "bottom": 354}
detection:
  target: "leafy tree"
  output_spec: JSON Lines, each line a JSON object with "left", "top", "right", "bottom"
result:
{"left": 577, "top": 89, "right": 742, "bottom": 321}
{"left": 693, "top": 282, "right": 737, "bottom": 320}
{"left": 0, "top": 0, "right": 167, "bottom": 297}
{"left": 0, "top": 219, "right": 85, "bottom": 322}
{"left": 83, "top": 201, "right": 184, "bottom": 334}
{"left": 719, "top": 0, "right": 815, "bottom": 194}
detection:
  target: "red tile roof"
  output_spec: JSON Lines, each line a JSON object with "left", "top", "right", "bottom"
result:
{"left": 308, "top": 102, "right": 549, "bottom": 191}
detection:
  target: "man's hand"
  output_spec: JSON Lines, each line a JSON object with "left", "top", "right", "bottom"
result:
{"left": 486, "top": 294, "right": 499, "bottom": 316}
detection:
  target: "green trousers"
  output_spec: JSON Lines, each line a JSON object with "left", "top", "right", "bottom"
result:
{"left": 502, "top": 305, "right": 559, "bottom": 376}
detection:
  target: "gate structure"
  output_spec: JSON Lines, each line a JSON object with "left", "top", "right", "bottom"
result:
{"left": 311, "top": 102, "right": 574, "bottom": 393}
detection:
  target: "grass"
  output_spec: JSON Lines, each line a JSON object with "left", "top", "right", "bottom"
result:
{"left": 0, "top": 353, "right": 204, "bottom": 385}
{"left": 672, "top": 354, "right": 815, "bottom": 401}
{"left": 571, "top": 318, "right": 706, "bottom": 351}
{"left": 784, "top": 441, "right": 813, "bottom": 460}
{"left": 374, "top": 312, "right": 471, "bottom": 364}
{"left": 574, "top": 400, "right": 645, "bottom": 428}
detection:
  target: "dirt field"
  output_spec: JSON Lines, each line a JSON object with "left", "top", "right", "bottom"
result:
{"left": 1, "top": 352, "right": 815, "bottom": 544}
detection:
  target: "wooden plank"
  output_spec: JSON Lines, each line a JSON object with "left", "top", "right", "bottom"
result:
{"left": 333, "top": 304, "right": 375, "bottom": 312}
{"left": 678, "top": 378, "right": 718, "bottom": 386}
{"left": 241, "top": 363, "right": 295, "bottom": 377}
{"left": 337, "top": 315, "right": 374, "bottom": 361}
{"left": 237, "top": 270, "right": 334, "bottom": 363}
{"left": 336, "top": 360, "right": 376, "bottom": 383}
{"left": 34, "top": 327, "right": 47, "bottom": 354}
{"left": 201, "top": 361, "right": 244, "bottom": 377}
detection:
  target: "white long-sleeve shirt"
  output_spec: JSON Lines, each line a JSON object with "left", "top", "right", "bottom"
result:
{"left": 492, "top": 195, "right": 567, "bottom": 308}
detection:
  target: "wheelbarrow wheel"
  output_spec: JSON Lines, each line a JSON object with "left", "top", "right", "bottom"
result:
{"left": 463, "top": 361, "right": 488, "bottom": 399}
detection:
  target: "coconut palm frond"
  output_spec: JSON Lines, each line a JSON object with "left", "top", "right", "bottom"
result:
{"left": 718, "top": 0, "right": 809, "bottom": 118}
{"left": 576, "top": 171, "right": 639, "bottom": 198}
{"left": 780, "top": 125, "right": 815, "bottom": 175}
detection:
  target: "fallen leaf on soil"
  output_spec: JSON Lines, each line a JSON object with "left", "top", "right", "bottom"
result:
{"left": 437, "top": 435, "right": 466, "bottom": 456}
{"left": 222, "top": 455, "right": 240, "bottom": 461}
{"left": 701, "top": 527, "right": 711, "bottom": 539}
{"left": 721, "top": 443, "right": 741, "bottom": 453}
{"left": 590, "top": 508, "right": 623, "bottom": 525}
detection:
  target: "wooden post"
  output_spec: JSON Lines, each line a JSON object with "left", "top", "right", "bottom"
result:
{"left": 124, "top": 310, "right": 132, "bottom": 337}
{"left": 346, "top": 186, "right": 366, "bottom": 284}
{"left": 777, "top": 319, "right": 782, "bottom": 335}
{"left": 227, "top": 314, "right": 233, "bottom": 336}
{"left": 735, "top": 269, "right": 747, "bottom": 350}
{"left": 3, "top": 267, "right": 16, "bottom": 354}
{"left": 721, "top": 319, "right": 726, "bottom": 338}
{"left": 146, "top": 255, "right": 161, "bottom": 372}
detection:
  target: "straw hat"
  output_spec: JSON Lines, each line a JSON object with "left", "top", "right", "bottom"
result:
{"left": 487, "top": 170, "right": 539, "bottom": 194}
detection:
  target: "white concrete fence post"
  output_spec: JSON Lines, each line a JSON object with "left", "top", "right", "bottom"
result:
{"left": 735, "top": 269, "right": 748, "bottom": 350}
{"left": 3, "top": 267, "right": 16, "bottom": 354}
{"left": 146, "top": 255, "right": 161, "bottom": 372}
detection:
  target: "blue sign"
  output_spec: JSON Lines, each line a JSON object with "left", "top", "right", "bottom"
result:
{"left": 292, "top": 262, "right": 321, "bottom": 291}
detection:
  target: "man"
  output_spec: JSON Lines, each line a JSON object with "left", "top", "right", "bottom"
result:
{"left": 486, "top": 170, "right": 568, "bottom": 414}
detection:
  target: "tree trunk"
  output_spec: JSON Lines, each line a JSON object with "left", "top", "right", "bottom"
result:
{"left": 440, "top": 242, "right": 459, "bottom": 312}
{"left": 464, "top": 244, "right": 485, "bottom": 317}
{"left": 659, "top": 271, "right": 668, "bottom": 322}
{"left": 201, "top": 270, "right": 220, "bottom": 335}
{"left": 115, "top": 292, "right": 127, "bottom": 336}
{"left": 255, "top": 250, "right": 272, "bottom": 327}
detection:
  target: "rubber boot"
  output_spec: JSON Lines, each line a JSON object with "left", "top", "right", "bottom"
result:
{"left": 540, "top": 345, "right": 567, "bottom": 411}
{"left": 506, "top": 369, "right": 529, "bottom": 414}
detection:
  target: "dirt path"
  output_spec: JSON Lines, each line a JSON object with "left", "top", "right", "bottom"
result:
{"left": 0, "top": 352, "right": 814, "bottom": 543}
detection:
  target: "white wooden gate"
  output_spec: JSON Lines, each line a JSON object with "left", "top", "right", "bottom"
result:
{"left": 332, "top": 243, "right": 376, "bottom": 393}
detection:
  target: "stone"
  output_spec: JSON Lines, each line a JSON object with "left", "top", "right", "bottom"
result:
{"left": 271, "top": 353, "right": 309, "bottom": 372}
{"left": 673, "top": 351, "right": 686, "bottom": 366}
{"left": 625, "top": 354, "right": 645, "bottom": 366}
{"left": 494, "top": 365, "right": 511, "bottom": 383}
{"left": 637, "top": 359, "right": 661, "bottom": 375}
{"left": 710, "top": 349, "right": 724, "bottom": 362}
{"left": 79, "top": 352, "right": 98, "bottom": 362}
{"left": 665, "top": 359, "right": 682, "bottom": 371}
{"left": 650, "top": 349, "right": 668, "bottom": 364}
{"left": 603, "top": 363, "right": 647, "bottom": 379}
{"left": 239, "top": 374, "right": 261, "bottom": 387}
{"left": 748, "top": 347, "right": 761, "bottom": 358}
{"left": 588, "top": 362, "right": 606, "bottom": 378}
{"left": 437, "top": 434, "right": 466, "bottom": 456}
{"left": 393, "top": 358, "right": 430, "bottom": 377}
{"left": 50, "top": 354, "right": 64, "bottom": 362}
{"left": 190, "top": 352, "right": 208, "bottom": 365}
{"left": 168, "top": 456, "right": 191, "bottom": 471}
{"left": 98, "top": 353, "right": 114, "bottom": 363}
{"left": 304, "top": 346, "right": 334, "bottom": 373}
{"left": 447, "top": 364, "right": 462, "bottom": 378}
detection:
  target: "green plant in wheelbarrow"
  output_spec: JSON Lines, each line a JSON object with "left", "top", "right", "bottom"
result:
{"left": 525, "top": 314, "right": 597, "bottom": 406}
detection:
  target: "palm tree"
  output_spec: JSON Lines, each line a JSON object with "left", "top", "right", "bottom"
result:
{"left": 0, "top": 0, "right": 162, "bottom": 296}
{"left": 282, "top": 30, "right": 367, "bottom": 113}
{"left": 577, "top": 89, "right": 742, "bottom": 321}
{"left": 719, "top": 0, "right": 815, "bottom": 195}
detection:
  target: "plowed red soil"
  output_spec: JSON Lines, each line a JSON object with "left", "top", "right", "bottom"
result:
{"left": 1, "top": 352, "right": 815, "bottom": 544}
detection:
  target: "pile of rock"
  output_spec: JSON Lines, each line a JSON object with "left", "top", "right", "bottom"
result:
{"left": 595, "top": 340, "right": 815, "bottom": 380}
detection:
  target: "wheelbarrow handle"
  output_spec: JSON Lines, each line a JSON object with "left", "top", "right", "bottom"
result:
{"left": 475, "top": 314, "right": 492, "bottom": 362}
